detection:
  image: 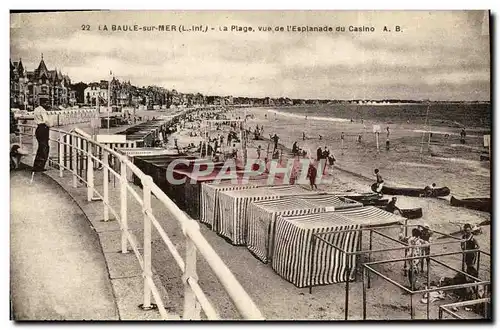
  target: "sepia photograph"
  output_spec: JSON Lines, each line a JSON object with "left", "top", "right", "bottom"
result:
{"left": 8, "top": 9, "right": 492, "bottom": 321}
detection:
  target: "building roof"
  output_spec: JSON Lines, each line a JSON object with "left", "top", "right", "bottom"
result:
{"left": 36, "top": 57, "right": 49, "bottom": 78}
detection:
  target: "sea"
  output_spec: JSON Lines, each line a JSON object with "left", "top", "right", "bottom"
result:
{"left": 270, "top": 103, "right": 491, "bottom": 129}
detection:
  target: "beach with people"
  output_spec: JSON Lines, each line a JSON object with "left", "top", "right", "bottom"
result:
{"left": 239, "top": 105, "right": 490, "bottom": 198}
{"left": 142, "top": 104, "right": 490, "bottom": 320}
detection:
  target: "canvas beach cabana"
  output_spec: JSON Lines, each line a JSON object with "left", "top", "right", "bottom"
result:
{"left": 246, "top": 197, "right": 325, "bottom": 263}
{"left": 272, "top": 212, "right": 361, "bottom": 288}
{"left": 172, "top": 168, "right": 268, "bottom": 220}
{"left": 217, "top": 185, "right": 318, "bottom": 245}
{"left": 200, "top": 179, "right": 270, "bottom": 231}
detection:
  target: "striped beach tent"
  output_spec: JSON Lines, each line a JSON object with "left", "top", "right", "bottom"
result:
{"left": 272, "top": 212, "right": 361, "bottom": 288}
{"left": 247, "top": 197, "right": 325, "bottom": 263}
{"left": 334, "top": 206, "right": 405, "bottom": 227}
{"left": 217, "top": 185, "right": 316, "bottom": 245}
{"left": 200, "top": 181, "right": 265, "bottom": 231}
{"left": 294, "top": 194, "right": 363, "bottom": 211}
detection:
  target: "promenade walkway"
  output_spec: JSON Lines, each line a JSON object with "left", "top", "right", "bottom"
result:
{"left": 10, "top": 170, "right": 119, "bottom": 320}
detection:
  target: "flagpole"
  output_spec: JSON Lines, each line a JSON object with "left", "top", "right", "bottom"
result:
{"left": 107, "top": 70, "right": 111, "bottom": 132}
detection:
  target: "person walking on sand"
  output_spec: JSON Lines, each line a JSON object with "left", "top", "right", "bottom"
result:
{"left": 341, "top": 132, "right": 345, "bottom": 154}
{"left": 374, "top": 168, "right": 384, "bottom": 196}
{"left": 292, "top": 141, "right": 299, "bottom": 156}
{"left": 460, "top": 128, "right": 467, "bottom": 144}
{"left": 307, "top": 163, "right": 318, "bottom": 190}
{"left": 303, "top": 132, "right": 306, "bottom": 141}
{"left": 257, "top": 145, "right": 262, "bottom": 159}
{"left": 272, "top": 133, "right": 280, "bottom": 152}
{"left": 322, "top": 146, "right": 330, "bottom": 175}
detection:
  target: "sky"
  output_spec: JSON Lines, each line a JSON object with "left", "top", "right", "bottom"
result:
{"left": 10, "top": 10, "right": 491, "bottom": 101}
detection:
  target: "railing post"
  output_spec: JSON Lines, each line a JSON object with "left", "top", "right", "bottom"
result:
{"left": 72, "top": 135, "right": 78, "bottom": 188}
{"left": 120, "top": 156, "right": 129, "bottom": 253}
{"left": 182, "top": 222, "right": 201, "bottom": 320}
{"left": 103, "top": 150, "right": 110, "bottom": 221}
{"left": 140, "top": 176, "right": 156, "bottom": 310}
{"left": 87, "top": 142, "right": 94, "bottom": 201}
{"left": 58, "top": 131, "right": 63, "bottom": 177}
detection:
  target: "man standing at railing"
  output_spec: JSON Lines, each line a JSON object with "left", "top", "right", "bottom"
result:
{"left": 32, "top": 105, "right": 50, "bottom": 172}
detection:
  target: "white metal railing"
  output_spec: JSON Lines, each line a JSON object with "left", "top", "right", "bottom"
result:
{"left": 19, "top": 109, "right": 98, "bottom": 127}
{"left": 17, "top": 123, "right": 264, "bottom": 320}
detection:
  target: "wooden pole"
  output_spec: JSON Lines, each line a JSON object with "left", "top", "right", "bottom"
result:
{"left": 427, "top": 131, "right": 431, "bottom": 152}
{"left": 375, "top": 132, "right": 379, "bottom": 152}
{"left": 345, "top": 267, "right": 350, "bottom": 320}
{"left": 362, "top": 266, "right": 367, "bottom": 320}
{"left": 427, "top": 258, "right": 431, "bottom": 320}
{"left": 368, "top": 230, "right": 373, "bottom": 288}
{"left": 420, "top": 103, "right": 431, "bottom": 161}
{"left": 410, "top": 294, "right": 414, "bottom": 319}
{"left": 308, "top": 236, "right": 316, "bottom": 295}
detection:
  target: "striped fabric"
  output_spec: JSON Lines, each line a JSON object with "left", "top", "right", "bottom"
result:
{"left": 247, "top": 197, "right": 325, "bottom": 263}
{"left": 200, "top": 182, "right": 260, "bottom": 230}
{"left": 217, "top": 185, "right": 317, "bottom": 245}
{"left": 217, "top": 187, "right": 281, "bottom": 245}
{"left": 334, "top": 206, "right": 405, "bottom": 227}
{"left": 272, "top": 212, "right": 361, "bottom": 288}
{"left": 293, "top": 194, "right": 363, "bottom": 211}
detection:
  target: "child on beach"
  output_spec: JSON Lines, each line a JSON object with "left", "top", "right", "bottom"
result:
{"left": 374, "top": 169, "right": 384, "bottom": 196}
{"left": 399, "top": 228, "right": 424, "bottom": 290}
{"left": 257, "top": 145, "right": 261, "bottom": 159}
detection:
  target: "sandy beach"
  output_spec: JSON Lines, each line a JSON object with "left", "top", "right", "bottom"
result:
{"left": 241, "top": 107, "right": 490, "bottom": 198}
{"left": 143, "top": 106, "right": 491, "bottom": 320}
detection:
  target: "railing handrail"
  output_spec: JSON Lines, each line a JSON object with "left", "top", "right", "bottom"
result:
{"left": 17, "top": 122, "right": 264, "bottom": 320}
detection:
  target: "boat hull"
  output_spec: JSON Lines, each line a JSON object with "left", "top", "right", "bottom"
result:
{"left": 371, "top": 183, "right": 450, "bottom": 197}
{"left": 450, "top": 196, "right": 491, "bottom": 213}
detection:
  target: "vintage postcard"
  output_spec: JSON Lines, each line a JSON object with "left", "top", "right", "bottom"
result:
{"left": 9, "top": 10, "right": 491, "bottom": 321}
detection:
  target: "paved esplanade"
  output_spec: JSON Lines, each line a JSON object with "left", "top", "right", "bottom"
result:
{"left": 10, "top": 170, "right": 119, "bottom": 320}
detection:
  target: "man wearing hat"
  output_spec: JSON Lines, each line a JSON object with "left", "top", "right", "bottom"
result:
{"left": 419, "top": 223, "right": 433, "bottom": 272}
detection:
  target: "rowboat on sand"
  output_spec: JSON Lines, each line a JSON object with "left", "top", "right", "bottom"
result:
{"left": 450, "top": 196, "right": 491, "bottom": 213}
{"left": 371, "top": 183, "right": 450, "bottom": 197}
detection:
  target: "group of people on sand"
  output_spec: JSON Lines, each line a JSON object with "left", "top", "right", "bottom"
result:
{"left": 399, "top": 221, "right": 481, "bottom": 305}
{"left": 373, "top": 167, "right": 483, "bottom": 310}
{"left": 317, "top": 146, "right": 336, "bottom": 166}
